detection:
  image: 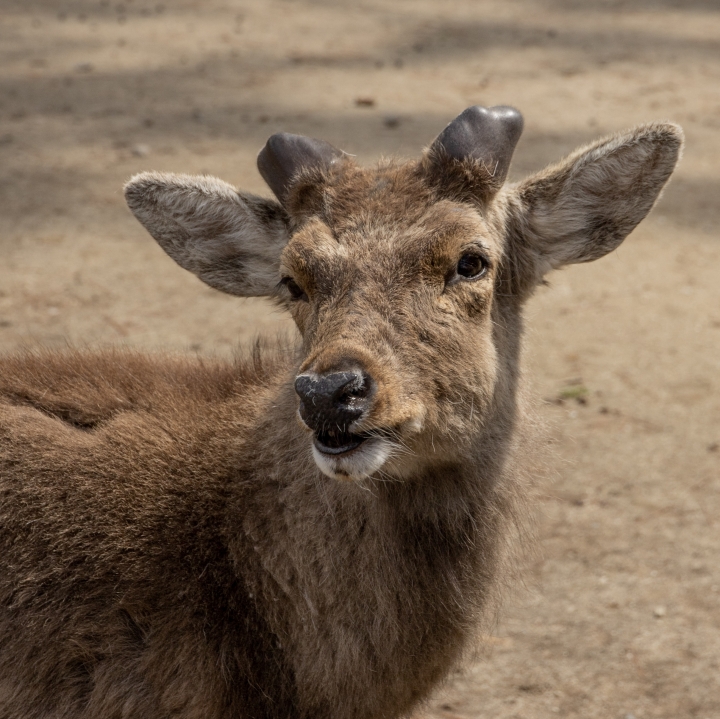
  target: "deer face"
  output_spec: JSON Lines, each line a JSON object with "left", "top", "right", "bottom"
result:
{"left": 125, "top": 106, "right": 682, "bottom": 481}
{"left": 277, "top": 171, "right": 506, "bottom": 481}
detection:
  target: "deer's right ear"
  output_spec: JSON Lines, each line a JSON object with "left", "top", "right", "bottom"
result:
{"left": 124, "top": 172, "right": 290, "bottom": 297}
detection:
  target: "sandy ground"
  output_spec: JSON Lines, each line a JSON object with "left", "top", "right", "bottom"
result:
{"left": 1, "top": 1, "right": 719, "bottom": 717}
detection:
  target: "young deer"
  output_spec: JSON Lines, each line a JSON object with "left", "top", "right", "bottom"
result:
{"left": 0, "top": 107, "right": 681, "bottom": 719}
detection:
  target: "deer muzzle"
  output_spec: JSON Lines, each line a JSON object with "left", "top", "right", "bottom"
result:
{"left": 294, "top": 369, "right": 375, "bottom": 455}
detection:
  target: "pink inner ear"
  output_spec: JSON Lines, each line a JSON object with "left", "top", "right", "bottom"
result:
{"left": 257, "top": 133, "right": 345, "bottom": 204}
{"left": 430, "top": 106, "right": 524, "bottom": 187}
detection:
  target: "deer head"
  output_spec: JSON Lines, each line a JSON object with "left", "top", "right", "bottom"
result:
{"left": 125, "top": 106, "right": 682, "bottom": 481}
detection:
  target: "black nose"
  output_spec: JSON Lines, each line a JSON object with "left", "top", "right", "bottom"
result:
{"left": 294, "top": 370, "right": 373, "bottom": 432}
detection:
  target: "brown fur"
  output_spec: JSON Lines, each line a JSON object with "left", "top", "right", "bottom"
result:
{"left": 0, "top": 117, "right": 682, "bottom": 719}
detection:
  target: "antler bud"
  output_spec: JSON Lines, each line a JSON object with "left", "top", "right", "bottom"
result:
{"left": 427, "top": 105, "right": 524, "bottom": 197}
{"left": 257, "top": 133, "right": 345, "bottom": 204}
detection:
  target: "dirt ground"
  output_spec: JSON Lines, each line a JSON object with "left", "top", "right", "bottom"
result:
{"left": 1, "top": 1, "right": 719, "bottom": 717}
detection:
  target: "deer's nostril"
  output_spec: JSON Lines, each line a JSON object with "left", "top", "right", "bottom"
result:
{"left": 294, "top": 370, "right": 373, "bottom": 432}
{"left": 340, "top": 377, "right": 371, "bottom": 401}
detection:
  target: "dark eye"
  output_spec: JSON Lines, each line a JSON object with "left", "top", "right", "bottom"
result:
{"left": 281, "top": 276, "right": 308, "bottom": 301}
{"left": 456, "top": 252, "right": 488, "bottom": 280}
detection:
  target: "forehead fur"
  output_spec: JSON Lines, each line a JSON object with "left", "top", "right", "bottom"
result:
{"left": 286, "top": 158, "right": 494, "bottom": 244}
{"left": 288, "top": 159, "right": 442, "bottom": 229}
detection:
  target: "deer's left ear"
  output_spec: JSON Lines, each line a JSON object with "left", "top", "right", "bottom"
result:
{"left": 509, "top": 122, "right": 683, "bottom": 279}
{"left": 125, "top": 172, "right": 290, "bottom": 297}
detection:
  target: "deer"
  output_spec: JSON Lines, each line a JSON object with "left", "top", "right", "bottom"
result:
{"left": 0, "top": 106, "right": 681, "bottom": 719}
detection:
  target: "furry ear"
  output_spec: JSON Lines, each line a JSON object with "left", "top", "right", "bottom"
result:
{"left": 125, "top": 172, "right": 290, "bottom": 297}
{"left": 512, "top": 122, "right": 683, "bottom": 278}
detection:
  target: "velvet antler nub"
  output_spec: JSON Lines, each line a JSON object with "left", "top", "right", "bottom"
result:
{"left": 257, "top": 133, "right": 344, "bottom": 204}
{"left": 430, "top": 105, "right": 524, "bottom": 189}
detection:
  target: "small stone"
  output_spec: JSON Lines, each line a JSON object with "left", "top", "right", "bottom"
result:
{"left": 383, "top": 115, "right": 400, "bottom": 128}
{"left": 131, "top": 144, "right": 150, "bottom": 157}
{"left": 355, "top": 97, "right": 375, "bottom": 108}
{"left": 74, "top": 62, "right": 94, "bottom": 73}
{"left": 653, "top": 605, "right": 666, "bottom": 618}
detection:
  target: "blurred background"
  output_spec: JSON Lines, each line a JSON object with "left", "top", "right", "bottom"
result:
{"left": 1, "top": 1, "right": 719, "bottom": 717}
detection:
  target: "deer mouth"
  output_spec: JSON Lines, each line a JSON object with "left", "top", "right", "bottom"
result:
{"left": 313, "top": 426, "right": 368, "bottom": 456}
{"left": 309, "top": 427, "right": 398, "bottom": 481}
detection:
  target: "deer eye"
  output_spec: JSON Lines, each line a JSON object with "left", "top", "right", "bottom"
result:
{"left": 456, "top": 252, "right": 489, "bottom": 280}
{"left": 281, "top": 276, "right": 308, "bottom": 301}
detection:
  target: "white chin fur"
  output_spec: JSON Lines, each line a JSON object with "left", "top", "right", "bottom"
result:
{"left": 312, "top": 437, "right": 393, "bottom": 481}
